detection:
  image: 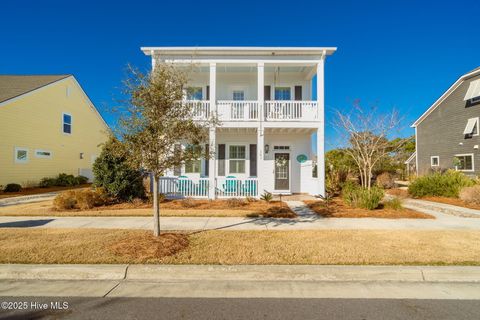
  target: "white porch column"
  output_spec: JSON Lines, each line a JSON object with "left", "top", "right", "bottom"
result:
{"left": 316, "top": 55, "right": 326, "bottom": 197}
{"left": 257, "top": 128, "right": 265, "bottom": 196}
{"left": 208, "top": 127, "right": 216, "bottom": 199}
{"left": 256, "top": 62, "right": 265, "bottom": 196}
{"left": 257, "top": 62, "right": 264, "bottom": 120}
{"left": 209, "top": 63, "right": 216, "bottom": 115}
{"left": 151, "top": 51, "right": 156, "bottom": 71}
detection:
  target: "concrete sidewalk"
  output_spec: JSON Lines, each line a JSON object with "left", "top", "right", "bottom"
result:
{"left": 1, "top": 265, "right": 480, "bottom": 299}
{"left": 0, "top": 193, "right": 57, "bottom": 207}
{"left": 1, "top": 213, "right": 480, "bottom": 230}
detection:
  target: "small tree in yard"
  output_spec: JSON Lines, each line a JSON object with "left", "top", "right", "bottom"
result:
{"left": 334, "top": 101, "right": 406, "bottom": 190}
{"left": 116, "top": 63, "right": 215, "bottom": 236}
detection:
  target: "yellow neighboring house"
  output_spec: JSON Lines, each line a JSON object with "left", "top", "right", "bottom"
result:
{"left": 0, "top": 75, "right": 109, "bottom": 187}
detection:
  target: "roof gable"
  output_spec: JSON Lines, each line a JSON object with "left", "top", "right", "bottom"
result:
{"left": 0, "top": 75, "right": 70, "bottom": 104}
{"left": 412, "top": 67, "right": 480, "bottom": 127}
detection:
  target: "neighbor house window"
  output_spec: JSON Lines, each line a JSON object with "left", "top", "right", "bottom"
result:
{"left": 455, "top": 154, "right": 474, "bottom": 171}
{"left": 35, "top": 150, "right": 52, "bottom": 159}
{"left": 187, "top": 87, "right": 203, "bottom": 100}
{"left": 274, "top": 87, "right": 291, "bottom": 100}
{"left": 430, "top": 156, "right": 439, "bottom": 167}
{"left": 185, "top": 160, "right": 201, "bottom": 174}
{"left": 63, "top": 113, "right": 72, "bottom": 134}
{"left": 229, "top": 145, "right": 246, "bottom": 174}
{"left": 463, "top": 117, "right": 479, "bottom": 137}
{"left": 15, "top": 147, "right": 28, "bottom": 163}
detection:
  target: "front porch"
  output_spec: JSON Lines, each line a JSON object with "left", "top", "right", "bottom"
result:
{"left": 159, "top": 127, "right": 323, "bottom": 199}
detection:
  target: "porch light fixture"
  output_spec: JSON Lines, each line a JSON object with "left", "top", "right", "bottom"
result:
{"left": 265, "top": 144, "right": 270, "bottom": 154}
{"left": 79, "top": 153, "right": 84, "bottom": 159}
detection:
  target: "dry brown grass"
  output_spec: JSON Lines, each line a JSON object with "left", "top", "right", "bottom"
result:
{"left": 305, "top": 199, "right": 434, "bottom": 219}
{"left": 1, "top": 229, "right": 480, "bottom": 265}
{"left": 0, "top": 199, "right": 294, "bottom": 218}
{"left": 386, "top": 188, "right": 409, "bottom": 198}
{"left": 0, "top": 185, "right": 91, "bottom": 199}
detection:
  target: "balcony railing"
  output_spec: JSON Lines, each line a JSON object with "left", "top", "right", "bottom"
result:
{"left": 264, "top": 101, "right": 318, "bottom": 121}
{"left": 182, "top": 100, "right": 318, "bottom": 122}
{"left": 217, "top": 100, "right": 259, "bottom": 121}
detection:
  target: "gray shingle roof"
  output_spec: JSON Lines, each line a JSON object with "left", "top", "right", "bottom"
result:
{"left": 0, "top": 75, "right": 71, "bottom": 103}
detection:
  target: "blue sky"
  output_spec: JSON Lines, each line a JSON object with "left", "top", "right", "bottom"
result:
{"left": 2, "top": 0, "right": 479, "bottom": 150}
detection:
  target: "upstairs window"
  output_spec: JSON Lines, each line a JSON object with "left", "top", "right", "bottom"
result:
{"left": 233, "top": 90, "right": 245, "bottom": 101}
{"left": 463, "top": 117, "right": 479, "bottom": 137}
{"left": 63, "top": 113, "right": 72, "bottom": 134}
{"left": 274, "top": 87, "right": 291, "bottom": 100}
{"left": 35, "top": 150, "right": 52, "bottom": 159}
{"left": 464, "top": 79, "right": 480, "bottom": 103}
{"left": 187, "top": 87, "right": 203, "bottom": 100}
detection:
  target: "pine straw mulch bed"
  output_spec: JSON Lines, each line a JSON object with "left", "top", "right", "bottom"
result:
{"left": 305, "top": 198, "right": 435, "bottom": 219}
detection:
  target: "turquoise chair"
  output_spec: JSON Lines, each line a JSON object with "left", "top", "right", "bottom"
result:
{"left": 223, "top": 176, "right": 237, "bottom": 194}
{"left": 177, "top": 176, "right": 192, "bottom": 195}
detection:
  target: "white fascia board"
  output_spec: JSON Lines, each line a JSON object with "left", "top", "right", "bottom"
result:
{"left": 141, "top": 47, "right": 337, "bottom": 57}
{"left": 412, "top": 68, "right": 480, "bottom": 128}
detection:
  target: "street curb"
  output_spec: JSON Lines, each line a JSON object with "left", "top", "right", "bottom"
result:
{"left": 1, "top": 264, "right": 480, "bottom": 282}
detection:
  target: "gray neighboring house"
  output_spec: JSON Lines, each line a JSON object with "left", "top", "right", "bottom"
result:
{"left": 412, "top": 67, "right": 480, "bottom": 176}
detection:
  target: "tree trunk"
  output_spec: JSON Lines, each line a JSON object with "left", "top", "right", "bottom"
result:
{"left": 153, "top": 175, "right": 160, "bottom": 237}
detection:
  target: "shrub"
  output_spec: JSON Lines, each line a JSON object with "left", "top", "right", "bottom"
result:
{"left": 459, "top": 185, "right": 480, "bottom": 205}
{"left": 263, "top": 206, "right": 296, "bottom": 218}
{"left": 39, "top": 178, "right": 57, "bottom": 188}
{"left": 376, "top": 172, "right": 395, "bottom": 189}
{"left": 75, "top": 175, "right": 89, "bottom": 185}
{"left": 342, "top": 183, "right": 384, "bottom": 210}
{"left": 260, "top": 191, "right": 273, "bottom": 203}
{"left": 3, "top": 183, "right": 22, "bottom": 192}
{"left": 383, "top": 198, "right": 403, "bottom": 210}
{"left": 53, "top": 189, "right": 106, "bottom": 210}
{"left": 93, "top": 138, "right": 146, "bottom": 201}
{"left": 53, "top": 191, "right": 77, "bottom": 210}
{"left": 55, "top": 173, "right": 78, "bottom": 186}
{"left": 408, "top": 170, "right": 475, "bottom": 198}
{"left": 226, "top": 198, "right": 246, "bottom": 207}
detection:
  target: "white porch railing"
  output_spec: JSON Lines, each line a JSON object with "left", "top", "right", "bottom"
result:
{"left": 158, "top": 177, "right": 209, "bottom": 198}
{"left": 217, "top": 101, "right": 259, "bottom": 121}
{"left": 216, "top": 177, "right": 258, "bottom": 198}
{"left": 158, "top": 176, "right": 259, "bottom": 198}
{"left": 265, "top": 101, "right": 317, "bottom": 121}
{"left": 183, "top": 100, "right": 210, "bottom": 120}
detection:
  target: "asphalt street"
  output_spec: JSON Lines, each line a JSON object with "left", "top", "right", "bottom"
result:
{"left": 1, "top": 297, "right": 479, "bottom": 320}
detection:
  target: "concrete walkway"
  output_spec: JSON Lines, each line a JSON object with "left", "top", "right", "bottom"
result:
{"left": 403, "top": 198, "right": 480, "bottom": 218}
{"left": 0, "top": 193, "right": 57, "bottom": 207}
{"left": 1, "top": 211, "right": 480, "bottom": 230}
{"left": 1, "top": 265, "right": 480, "bottom": 299}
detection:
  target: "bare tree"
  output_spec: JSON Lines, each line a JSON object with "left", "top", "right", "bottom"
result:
{"left": 116, "top": 63, "right": 216, "bottom": 236}
{"left": 334, "top": 101, "right": 405, "bottom": 189}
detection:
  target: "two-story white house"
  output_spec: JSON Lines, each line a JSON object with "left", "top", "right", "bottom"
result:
{"left": 141, "top": 47, "right": 336, "bottom": 199}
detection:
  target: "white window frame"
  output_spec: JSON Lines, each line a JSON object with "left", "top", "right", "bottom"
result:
{"left": 184, "top": 159, "right": 202, "bottom": 174}
{"left": 228, "top": 144, "right": 247, "bottom": 175}
{"left": 274, "top": 86, "right": 292, "bottom": 101}
{"left": 62, "top": 112, "right": 72, "bottom": 135}
{"left": 232, "top": 90, "right": 245, "bottom": 101}
{"left": 14, "top": 147, "right": 29, "bottom": 164}
{"left": 469, "top": 117, "right": 479, "bottom": 136}
{"left": 430, "top": 156, "right": 439, "bottom": 167}
{"left": 454, "top": 153, "right": 475, "bottom": 172}
{"left": 35, "top": 149, "right": 53, "bottom": 159}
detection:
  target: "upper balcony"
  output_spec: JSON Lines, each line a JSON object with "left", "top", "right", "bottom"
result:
{"left": 185, "top": 100, "right": 318, "bottom": 122}
{"left": 141, "top": 47, "right": 337, "bottom": 125}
